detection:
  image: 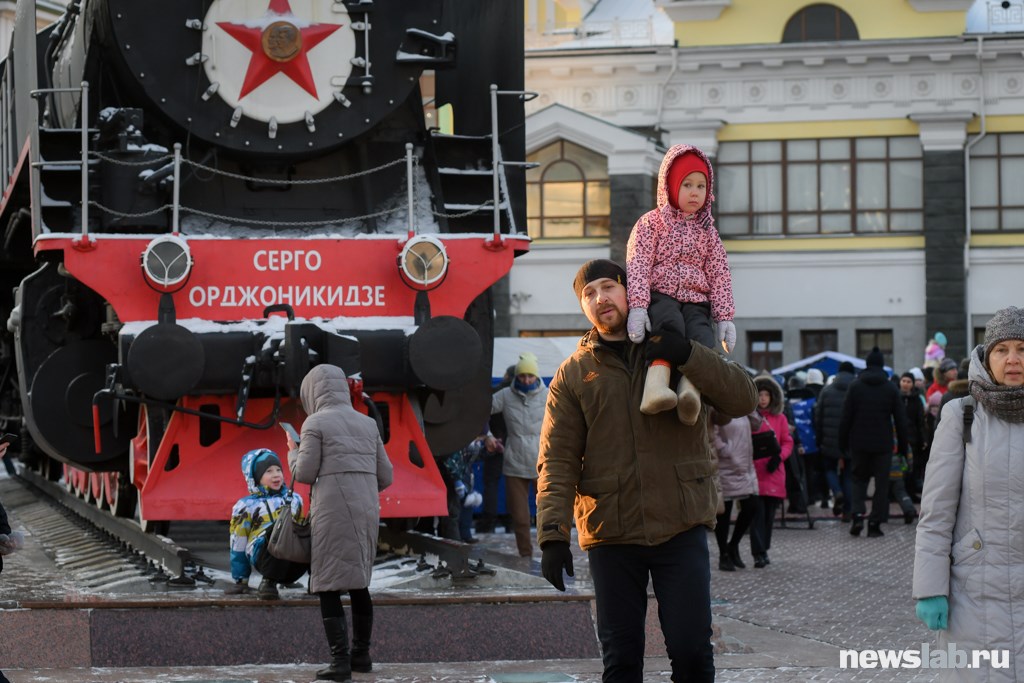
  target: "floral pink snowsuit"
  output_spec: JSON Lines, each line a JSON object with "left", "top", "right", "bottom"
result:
{"left": 626, "top": 144, "right": 734, "bottom": 349}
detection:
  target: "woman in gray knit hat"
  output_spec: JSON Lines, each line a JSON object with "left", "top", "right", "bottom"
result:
{"left": 912, "top": 306, "right": 1024, "bottom": 682}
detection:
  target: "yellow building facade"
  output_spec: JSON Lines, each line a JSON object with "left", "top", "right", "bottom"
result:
{"left": 516, "top": 0, "right": 1024, "bottom": 373}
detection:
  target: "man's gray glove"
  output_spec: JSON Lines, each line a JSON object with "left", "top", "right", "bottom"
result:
{"left": 541, "top": 541, "right": 574, "bottom": 592}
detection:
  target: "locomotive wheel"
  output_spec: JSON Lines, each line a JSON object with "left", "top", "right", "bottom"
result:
{"left": 63, "top": 464, "right": 75, "bottom": 493}
{"left": 102, "top": 472, "right": 118, "bottom": 509}
{"left": 111, "top": 475, "right": 137, "bottom": 519}
{"left": 92, "top": 473, "right": 108, "bottom": 511}
{"left": 79, "top": 473, "right": 91, "bottom": 502}
{"left": 136, "top": 505, "right": 170, "bottom": 536}
{"left": 73, "top": 469, "right": 89, "bottom": 501}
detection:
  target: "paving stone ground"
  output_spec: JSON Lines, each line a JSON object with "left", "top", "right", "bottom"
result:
{"left": 1, "top": 471, "right": 947, "bottom": 681}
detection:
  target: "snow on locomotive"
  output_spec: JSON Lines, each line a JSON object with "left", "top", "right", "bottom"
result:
{"left": 0, "top": 0, "right": 530, "bottom": 528}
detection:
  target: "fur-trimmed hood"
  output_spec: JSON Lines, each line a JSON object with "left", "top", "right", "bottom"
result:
{"left": 754, "top": 374, "right": 785, "bottom": 415}
{"left": 947, "top": 377, "right": 970, "bottom": 396}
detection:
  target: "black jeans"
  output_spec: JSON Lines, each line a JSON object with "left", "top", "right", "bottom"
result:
{"left": 851, "top": 450, "right": 891, "bottom": 524}
{"left": 588, "top": 527, "right": 714, "bottom": 683}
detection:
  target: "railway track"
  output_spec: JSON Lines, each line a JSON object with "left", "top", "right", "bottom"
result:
{"left": 13, "top": 466, "right": 503, "bottom": 593}
{"left": 17, "top": 467, "right": 210, "bottom": 587}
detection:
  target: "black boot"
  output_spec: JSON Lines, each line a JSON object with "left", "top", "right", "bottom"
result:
{"left": 350, "top": 612, "right": 373, "bottom": 673}
{"left": 850, "top": 515, "right": 864, "bottom": 536}
{"left": 728, "top": 544, "right": 746, "bottom": 569}
{"left": 317, "top": 617, "right": 352, "bottom": 681}
{"left": 718, "top": 553, "right": 735, "bottom": 571}
{"left": 867, "top": 522, "right": 884, "bottom": 537}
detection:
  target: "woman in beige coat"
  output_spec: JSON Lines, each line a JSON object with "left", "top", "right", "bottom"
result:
{"left": 288, "top": 365, "right": 393, "bottom": 682}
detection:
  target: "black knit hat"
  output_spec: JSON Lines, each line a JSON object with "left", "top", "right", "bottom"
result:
{"left": 572, "top": 259, "right": 627, "bottom": 299}
{"left": 253, "top": 451, "right": 282, "bottom": 484}
{"left": 866, "top": 347, "right": 884, "bottom": 368}
{"left": 984, "top": 306, "right": 1024, "bottom": 362}
{"left": 838, "top": 361, "right": 855, "bottom": 374}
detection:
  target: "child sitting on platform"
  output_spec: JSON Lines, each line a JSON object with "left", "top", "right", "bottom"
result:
{"left": 227, "top": 448, "right": 304, "bottom": 599}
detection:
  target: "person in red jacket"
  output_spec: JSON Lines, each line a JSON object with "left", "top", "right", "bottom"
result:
{"left": 925, "top": 357, "right": 957, "bottom": 400}
{"left": 749, "top": 375, "right": 794, "bottom": 568}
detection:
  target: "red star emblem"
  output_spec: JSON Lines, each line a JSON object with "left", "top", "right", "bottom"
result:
{"left": 217, "top": 0, "right": 342, "bottom": 100}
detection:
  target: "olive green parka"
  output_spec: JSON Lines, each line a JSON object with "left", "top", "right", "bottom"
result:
{"left": 536, "top": 333, "right": 757, "bottom": 551}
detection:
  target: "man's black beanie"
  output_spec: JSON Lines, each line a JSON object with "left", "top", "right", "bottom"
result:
{"left": 572, "top": 259, "right": 627, "bottom": 299}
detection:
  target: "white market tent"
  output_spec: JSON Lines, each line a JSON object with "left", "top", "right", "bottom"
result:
{"left": 492, "top": 336, "right": 581, "bottom": 383}
{"left": 770, "top": 350, "right": 892, "bottom": 380}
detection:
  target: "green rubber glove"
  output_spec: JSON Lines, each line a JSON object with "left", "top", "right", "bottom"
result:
{"left": 915, "top": 596, "right": 949, "bottom": 630}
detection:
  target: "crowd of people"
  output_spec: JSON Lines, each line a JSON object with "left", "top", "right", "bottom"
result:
{"left": 708, "top": 338, "right": 976, "bottom": 562}
{"left": 0, "top": 133, "right": 1018, "bottom": 683}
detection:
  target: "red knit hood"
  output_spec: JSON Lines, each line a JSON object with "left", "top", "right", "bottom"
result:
{"left": 657, "top": 144, "right": 716, "bottom": 221}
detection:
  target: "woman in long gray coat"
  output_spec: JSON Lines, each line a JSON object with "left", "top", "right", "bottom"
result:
{"left": 287, "top": 365, "right": 393, "bottom": 682}
{"left": 913, "top": 306, "right": 1024, "bottom": 682}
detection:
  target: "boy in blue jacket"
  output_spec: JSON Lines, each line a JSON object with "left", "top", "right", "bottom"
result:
{"left": 226, "top": 448, "right": 303, "bottom": 599}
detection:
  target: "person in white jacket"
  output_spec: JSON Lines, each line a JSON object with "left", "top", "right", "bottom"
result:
{"left": 913, "top": 306, "right": 1024, "bottom": 682}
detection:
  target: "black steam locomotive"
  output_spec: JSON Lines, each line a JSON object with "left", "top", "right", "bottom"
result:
{"left": 0, "top": 0, "right": 529, "bottom": 525}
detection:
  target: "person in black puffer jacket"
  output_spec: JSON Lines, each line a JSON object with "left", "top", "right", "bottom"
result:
{"left": 839, "top": 348, "right": 908, "bottom": 538}
{"left": 815, "top": 361, "right": 856, "bottom": 519}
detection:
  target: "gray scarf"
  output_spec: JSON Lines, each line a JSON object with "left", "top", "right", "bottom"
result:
{"left": 969, "top": 379, "right": 1024, "bottom": 423}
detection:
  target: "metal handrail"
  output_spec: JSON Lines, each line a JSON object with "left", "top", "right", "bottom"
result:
{"left": 1, "top": 67, "right": 11, "bottom": 195}
{"left": 25, "top": 82, "right": 526, "bottom": 241}
{"left": 30, "top": 81, "right": 91, "bottom": 242}
{"left": 489, "top": 85, "right": 538, "bottom": 240}
{"left": 406, "top": 142, "right": 415, "bottom": 238}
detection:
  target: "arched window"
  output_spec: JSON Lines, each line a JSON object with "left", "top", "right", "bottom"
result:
{"left": 782, "top": 4, "right": 859, "bottom": 42}
{"left": 526, "top": 140, "right": 610, "bottom": 239}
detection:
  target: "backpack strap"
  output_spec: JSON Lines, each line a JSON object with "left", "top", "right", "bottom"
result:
{"left": 961, "top": 395, "right": 976, "bottom": 445}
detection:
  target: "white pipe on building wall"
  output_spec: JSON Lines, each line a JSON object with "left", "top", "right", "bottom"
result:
{"left": 654, "top": 47, "right": 678, "bottom": 131}
{"left": 964, "top": 34, "right": 987, "bottom": 351}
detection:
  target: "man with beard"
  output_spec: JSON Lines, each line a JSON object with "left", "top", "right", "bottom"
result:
{"left": 535, "top": 259, "right": 756, "bottom": 682}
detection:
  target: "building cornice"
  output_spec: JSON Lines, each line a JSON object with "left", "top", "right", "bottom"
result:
{"left": 655, "top": 0, "right": 731, "bottom": 23}
{"left": 525, "top": 35, "right": 1024, "bottom": 130}
{"left": 908, "top": 110, "right": 975, "bottom": 150}
{"left": 906, "top": 0, "right": 975, "bottom": 12}
{"left": 526, "top": 104, "right": 663, "bottom": 175}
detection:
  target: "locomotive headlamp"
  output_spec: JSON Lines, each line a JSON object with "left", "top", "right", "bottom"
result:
{"left": 398, "top": 235, "right": 449, "bottom": 290}
{"left": 141, "top": 235, "right": 193, "bottom": 290}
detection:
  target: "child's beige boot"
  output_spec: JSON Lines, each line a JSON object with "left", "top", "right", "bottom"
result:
{"left": 676, "top": 375, "right": 702, "bottom": 425}
{"left": 640, "top": 362, "right": 678, "bottom": 414}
